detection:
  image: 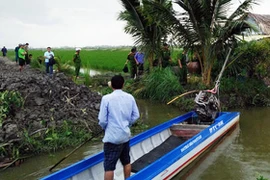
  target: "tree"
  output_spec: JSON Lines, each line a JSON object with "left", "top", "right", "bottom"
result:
{"left": 137, "top": 0, "right": 257, "bottom": 85}
{"left": 118, "top": 0, "right": 173, "bottom": 68}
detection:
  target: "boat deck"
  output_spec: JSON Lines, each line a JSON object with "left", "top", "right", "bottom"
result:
{"left": 131, "top": 136, "right": 186, "bottom": 172}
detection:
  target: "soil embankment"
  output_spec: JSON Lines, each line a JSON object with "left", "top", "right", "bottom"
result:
{"left": 0, "top": 57, "right": 102, "bottom": 159}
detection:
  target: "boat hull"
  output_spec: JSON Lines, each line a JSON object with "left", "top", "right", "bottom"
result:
{"left": 154, "top": 114, "right": 239, "bottom": 180}
{"left": 40, "top": 111, "right": 240, "bottom": 180}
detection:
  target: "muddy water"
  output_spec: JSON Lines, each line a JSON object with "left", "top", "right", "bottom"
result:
{"left": 179, "top": 107, "right": 270, "bottom": 180}
{"left": 1, "top": 102, "right": 270, "bottom": 180}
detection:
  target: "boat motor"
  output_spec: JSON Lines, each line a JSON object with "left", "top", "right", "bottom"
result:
{"left": 194, "top": 90, "right": 220, "bottom": 124}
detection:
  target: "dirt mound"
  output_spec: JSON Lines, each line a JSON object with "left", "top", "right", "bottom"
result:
{"left": 0, "top": 57, "right": 102, "bottom": 145}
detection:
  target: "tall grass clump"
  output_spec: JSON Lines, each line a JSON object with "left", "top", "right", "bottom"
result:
{"left": 30, "top": 57, "right": 43, "bottom": 69}
{"left": 133, "top": 68, "right": 183, "bottom": 102}
{"left": 82, "top": 66, "right": 91, "bottom": 86}
{"left": 0, "top": 91, "right": 23, "bottom": 128}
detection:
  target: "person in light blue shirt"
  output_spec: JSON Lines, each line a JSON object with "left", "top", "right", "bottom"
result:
{"left": 135, "top": 50, "right": 144, "bottom": 76}
{"left": 98, "top": 75, "right": 140, "bottom": 180}
{"left": 44, "top": 47, "right": 54, "bottom": 76}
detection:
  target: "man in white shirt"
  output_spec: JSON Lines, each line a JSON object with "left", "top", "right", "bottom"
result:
{"left": 44, "top": 47, "right": 54, "bottom": 76}
{"left": 98, "top": 75, "right": 140, "bottom": 180}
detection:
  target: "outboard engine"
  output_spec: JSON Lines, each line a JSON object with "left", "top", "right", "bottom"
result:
{"left": 194, "top": 91, "right": 220, "bottom": 124}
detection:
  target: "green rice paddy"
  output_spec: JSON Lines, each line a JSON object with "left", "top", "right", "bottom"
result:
{"left": 7, "top": 48, "right": 181, "bottom": 72}
{"left": 8, "top": 48, "right": 132, "bottom": 72}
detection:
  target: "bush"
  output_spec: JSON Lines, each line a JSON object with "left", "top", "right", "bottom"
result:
{"left": 227, "top": 38, "right": 270, "bottom": 79}
{"left": 131, "top": 67, "right": 184, "bottom": 103}
{"left": 220, "top": 77, "right": 270, "bottom": 108}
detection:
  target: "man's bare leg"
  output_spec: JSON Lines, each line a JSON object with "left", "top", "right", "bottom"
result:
{"left": 104, "top": 171, "right": 114, "bottom": 180}
{"left": 123, "top": 164, "right": 131, "bottom": 179}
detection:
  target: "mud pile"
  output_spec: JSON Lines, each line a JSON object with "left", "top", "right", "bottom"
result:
{"left": 0, "top": 57, "right": 102, "bottom": 144}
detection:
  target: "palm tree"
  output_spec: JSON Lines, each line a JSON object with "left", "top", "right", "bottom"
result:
{"left": 144, "top": 0, "right": 257, "bottom": 85}
{"left": 118, "top": 0, "right": 173, "bottom": 68}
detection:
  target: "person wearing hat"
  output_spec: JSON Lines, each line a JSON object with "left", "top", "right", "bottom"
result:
{"left": 73, "top": 47, "right": 82, "bottom": 80}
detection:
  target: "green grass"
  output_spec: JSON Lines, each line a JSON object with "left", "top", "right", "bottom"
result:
{"left": 7, "top": 48, "right": 131, "bottom": 72}
{"left": 7, "top": 48, "right": 183, "bottom": 72}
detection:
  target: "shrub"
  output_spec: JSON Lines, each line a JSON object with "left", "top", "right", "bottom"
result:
{"left": 220, "top": 77, "right": 270, "bottom": 107}
{"left": 132, "top": 67, "right": 184, "bottom": 103}
{"left": 227, "top": 38, "right": 270, "bottom": 79}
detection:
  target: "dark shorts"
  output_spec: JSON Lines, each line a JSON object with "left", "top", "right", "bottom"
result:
{"left": 19, "top": 58, "right": 25, "bottom": 66}
{"left": 103, "top": 141, "right": 130, "bottom": 171}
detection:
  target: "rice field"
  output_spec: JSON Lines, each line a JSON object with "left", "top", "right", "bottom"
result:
{"left": 7, "top": 48, "right": 132, "bottom": 72}
{"left": 7, "top": 47, "right": 182, "bottom": 72}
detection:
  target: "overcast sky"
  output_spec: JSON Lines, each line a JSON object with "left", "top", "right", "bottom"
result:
{"left": 0, "top": 0, "right": 269, "bottom": 49}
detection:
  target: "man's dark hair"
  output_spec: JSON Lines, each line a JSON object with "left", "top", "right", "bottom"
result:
{"left": 131, "top": 47, "right": 136, "bottom": 53}
{"left": 111, "top": 75, "right": 124, "bottom": 89}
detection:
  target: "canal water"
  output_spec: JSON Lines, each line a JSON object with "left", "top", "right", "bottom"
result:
{"left": 1, "top": 100, "right": 269, "bottom": 180}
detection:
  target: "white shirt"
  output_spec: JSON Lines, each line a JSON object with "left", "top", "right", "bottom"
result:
{"left": 44, "top": 51, "right": 54, "bottom": 63}
{"left": 98, "top": 89, "right": 140, "bottom": 144}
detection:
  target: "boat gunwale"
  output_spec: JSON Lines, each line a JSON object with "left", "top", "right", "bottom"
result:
{"left": 128, "top": 112, "right": 240, "bottom": 180}
{"left": 40, "top": 111, "right": 240, "bottom": 180}
{"left": 40, "top": 111, "right": 195, "bottom": 180}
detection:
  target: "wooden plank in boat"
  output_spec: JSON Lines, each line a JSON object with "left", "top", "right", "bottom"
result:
{"left": 170, "top": 124, "right": 209, "bottom": 139}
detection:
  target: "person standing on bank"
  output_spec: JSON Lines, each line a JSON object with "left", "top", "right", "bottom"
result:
{"left": 44, "top": 47, "right": 54, "bottom": 76}
{"left": 18, "top": 44, "right": 26, "bottom": 71}
{"left": 15, "top": 44, "right": 20, "bottom": 63}
{"left": 160, "top": 43, "right": 172, "bottom": 68}
{"left": 125, "top": 47, "right": 138, "bottom": 79}
{"left": 98, "top": 75, "right": 140, "bottom": 180}
{"left": 25, "top": 43, "right": 30, "bottom": 65}
{"left": 1, "top": 46, "right": 7, "bottom": 57}
{"left": 73, "top": 47, "right": 81, "bottom": 80}
{"left": 178, "top": 50, "right": 188, "bottom": 85}
{"left": 135, "top": 50, "right": 144, "bottom": 76}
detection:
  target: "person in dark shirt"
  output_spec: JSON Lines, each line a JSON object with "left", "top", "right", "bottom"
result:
{"left": 15, "top": 44, "right": 20, "bottom": 63}
{"left": 160, "top": 43, "right": 172, "bottom": 68}
{"left": 73, "top": 47, "right": 82, "bottom": 80}
{"left": 28, "top": 54, "right": 33, "bottom": 65}
{"left": 1, "top": 46, "right": 7, "bottom": 57}
{"left": 177, "top": 50, "right": 188, "bottom": 85}
{"left": 25, "top": 43, "right": 30, "bottom": 65}
{"left": 125, "top": 47, "right": 138, "bottom": 79}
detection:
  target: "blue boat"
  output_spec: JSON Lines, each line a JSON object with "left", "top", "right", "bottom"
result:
{"left": 40, "top": 111, "right": 240, "bottom": 180}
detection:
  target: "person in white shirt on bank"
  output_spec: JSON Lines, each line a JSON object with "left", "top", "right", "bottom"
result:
{"left": 44, "top": 47, "right": 54, "bottom": 76}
